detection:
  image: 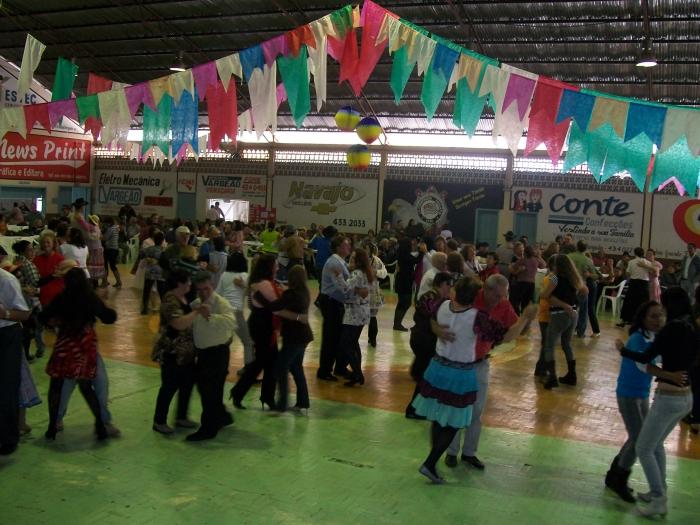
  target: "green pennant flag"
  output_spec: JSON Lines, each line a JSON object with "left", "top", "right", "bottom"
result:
{"left": 142, "top": 94, "right": 172, "bottom": 156}
{"left": 600, "top": 133, "right": 652, "bottom": 190}
{"left": 330, "top": 5, "right": 354, "bottom": 39}
{"left": 650, "top": 137, "right": 700, "bottom": 194}
{"left": 453, "top": 72, "right": 488, "bottom": 137}
{"left": 586, "top": 125, "right": 618, "bottom": 182}
{"left": 278, "top": 46, "right": 311, "bottom": 128}
{"left": 563, "top": 122, "right": 588, "bottom": 173}
{"left": 76, "top": 94, "right": 100, "bottom": 124}
{"left": 51, "top": 57, "right": 78, "bottom": 101}
{"left": 390, "top": 46, "right": 414, "bottom": 104}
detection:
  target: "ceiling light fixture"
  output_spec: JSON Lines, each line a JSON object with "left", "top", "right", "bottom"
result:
{"left": 636, "top": 42, "right": 657, "bottom": 68}
{"left": 169, "top": 51, "right": 186, "bottom": 72}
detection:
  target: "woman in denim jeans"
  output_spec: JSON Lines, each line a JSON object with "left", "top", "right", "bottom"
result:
{"left": 615, "top": 287, "right": 697, "bottom": 517}
{"left": 605, "top": 301, "right": 678, "bottom": 502}
{"left": 539, "top": 254, "right": 588, "bottom": 389}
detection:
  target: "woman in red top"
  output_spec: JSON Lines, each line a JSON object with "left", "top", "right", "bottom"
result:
{"left": 33, "top": 231, "right": 66, "bottom": 306}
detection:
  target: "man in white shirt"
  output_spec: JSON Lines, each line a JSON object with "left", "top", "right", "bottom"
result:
{"left": 680, "top": 243, "right": 700, "bottom": 300}
{"left": 0, "top": 269, "right": 31, "bottom": 456}
{"left": 186, "top": 271, "right": 236, "bottom": 442}
{"left": 417, "top": 252, "right": 448, "bottom": 299}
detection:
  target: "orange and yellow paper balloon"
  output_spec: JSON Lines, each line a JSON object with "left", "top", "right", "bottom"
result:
{"left": 335, "top": 106, "right": 361, "bottom": 131}
{"left": 347, "top": 144, "right": 371, "bottom": 170}
{"left": 673, "top": 199, "right": 700, "bottom": 245}
{"left": 356, "top": 116, "right": 382, "bottom": 144}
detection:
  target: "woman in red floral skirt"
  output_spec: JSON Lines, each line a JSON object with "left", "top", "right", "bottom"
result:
{"left": 39, "top": 268, "right": 117, "bottom": 440}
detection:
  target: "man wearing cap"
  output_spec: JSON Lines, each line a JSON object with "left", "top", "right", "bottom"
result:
{"left": 159, "top": 225, "right": 195, "bottom": 285}
{"left": 495, "top": 231, "right": 515, "bottom": 277}
{"left": 0, "top": 267, "right": 31, "bottom": 455}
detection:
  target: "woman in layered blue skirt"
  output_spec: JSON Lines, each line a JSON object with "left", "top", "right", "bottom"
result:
{"left": 413, "top": 276, "right": 535, "bottom": 484}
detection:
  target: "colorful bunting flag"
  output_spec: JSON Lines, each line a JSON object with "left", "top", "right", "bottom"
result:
{"left": 76, "top": 95, "right": 100, "bottom": 124}
{"left": 51, "top": 57, "right": 78, "bottom": 101}
{"left": 262, "top": 35, "right": 289, "bottom": 66}
{"left": 307, "top": 33, "right": 328, "bottom": 111}
{"left": 125, "top": 83, "right": 156, "bottom": 116}
{"left": 206, "top": 79, "right": 237, "bottom": 150}
{"left": 588, "top": 96, "right": 629, "bottom": 138}
{"left": 624, "top": 102, "right": 667, "bottom": 146}
{"left": 240, "top": 45, "right": 265, "bottom": 82}
{"left": 168, "top": 69, "right": 195, "bottom": 104}
{"left": 47, "top": 99, "right": 78, "bottom": 128}
{"left": 353, "top": 1, "right": 395, "bottom": 93}
{"left": 171, "top": 88, "right": 199, "bottom": 159}
{"left": 17, "top": 35, "right": 46, "bottom": 105}
{"left": 192, "top": 63, "right": 218, "bottom": 102}
{"left": 555, "top": 89, "right": 595, "bottom": 130}
{"left": 453, "top": 76, "right": 488, "bottom": 137}
{"left": 660, "top": 108, "right": 700, "bottom": 155}
{"left": 0, "top": 106, "right": 27, "bottom": 139}
{"left": 216, "top": 54, "right": 242, "bottom": 88}
{"left": 286, "top": 25, "right": 316, "bottom": 57}
{"left": 390, "top": 46, "right": 414, "bottom": 104}
{"left": 248, "top": 64, "right": 278, "bottom": 137}
{"left": 142, "top": 94, "right": 172, "bottom": 156}
{"left": 23, "top": 103, "right": 51, "bottom": 133}
{"left": 278, "top": 47, "right": 311, "bottom": 128}
{"left": 650, "top": 137, "right": 700, "bottom": 194}
{"left": 525, "top": 78, "right": 576, "bottom": 164}
{"left": 421, "top": 44, "right": 459, "bottom": 120}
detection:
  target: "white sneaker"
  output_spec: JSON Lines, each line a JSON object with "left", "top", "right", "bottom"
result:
{"left": 638, "top": 495, "right": 667, "bottom": 518}
{"left": 637, "top": 491, "right": 652, "bottom": 503}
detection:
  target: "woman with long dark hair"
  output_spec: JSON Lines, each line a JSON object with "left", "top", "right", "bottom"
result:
{"left": 539, "top": 254, "right": 588, "bottom": 389}
{"left": 339, "top": 248, "right": 375, "bottom": 386}
{"left": 230, "top": 255, "right": 304, "bottom": 409}
{"left": 39, "top": 268, "right": 117, "bottom": 440}
{"left": 267, "top": 265, "right": 313, "bottom": 412}
{"left": 151, "top": 269, "right": 197, "bottom": 434}
{"left": 393, "top": 238, "right": 419, "bottom": 331}
{"left": 614, "top": 287, "right": 698, "bottom": 517}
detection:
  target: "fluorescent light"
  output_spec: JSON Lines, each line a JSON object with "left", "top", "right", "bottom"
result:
{"left": 636, "top": 47, "right": 657, "bottom": 68}
{"left": 169, "top": 51, "right": 186, "bottom": 72}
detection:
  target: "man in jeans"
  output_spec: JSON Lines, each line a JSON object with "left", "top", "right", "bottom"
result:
{"left": 568, "top": 240, "right": 602, "bottom": 338}
{"left": 186, "top": 272, "right": 236, "bottom": 441}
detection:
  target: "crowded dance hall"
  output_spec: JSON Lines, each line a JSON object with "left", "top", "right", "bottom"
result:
{"left": 2, "top": 1, "right": 700, "bottom": 522}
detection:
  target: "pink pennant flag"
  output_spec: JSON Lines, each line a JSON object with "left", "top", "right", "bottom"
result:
{"left": 192, "top": 62, "right": 218, "bottom": 102}
{"left": 24, "top": 102, "right": 51, "bottom": 132}
{"left": 502, "top": 73, "right": 536, "bottom": 121}
{"left": 47, "top": 99, "right": 78, "bottom": 128}
{"left": 125, "top": 83, "right": 156, "bottom": 117}
{"left": 262, "top": 35, "right": 289, "bottom": 66}
{"left": 276, "top": 82, "right": 287, "bottom": 105}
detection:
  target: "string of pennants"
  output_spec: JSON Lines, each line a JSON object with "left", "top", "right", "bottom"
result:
{"left": 1, "top": 0, "right": 700, "bottom": 194}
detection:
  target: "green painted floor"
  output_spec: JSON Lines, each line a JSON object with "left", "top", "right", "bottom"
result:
{"left": 3, "top": 359, "right": 700, "bottom": 524}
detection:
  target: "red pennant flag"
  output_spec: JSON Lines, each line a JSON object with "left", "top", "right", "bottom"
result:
{"left": 85, "top": 73, "right": 112, "bottom": 138}
{"left": 525, "top": 77, "right": 579, "bottom": 165}
{"left": 206, "top": 78, "right": 237, "bottom": 151}
{"left": 24, "top": 102, "right": 51, "bottom": 132}
{"left": 354, "top": 1, "right": 396, "bottom": 94}
{"left": 329, "top": 29, "right": 361, "bottom": 95}
{"left": 286, "top": 24, "right": 316, "bottom": 57}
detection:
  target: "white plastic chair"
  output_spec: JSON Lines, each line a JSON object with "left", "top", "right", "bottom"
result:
{"left": 597, "top": 279, "right": 627, "bottom": 317}
{"left": 126, "top": 235, "right": 140, "bottom": 265}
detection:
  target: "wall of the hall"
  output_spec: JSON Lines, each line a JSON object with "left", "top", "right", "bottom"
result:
{"left": 87, "top": 144, "right": 698, "bottom": 259}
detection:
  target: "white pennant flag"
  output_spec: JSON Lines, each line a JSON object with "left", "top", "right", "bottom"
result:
{"left": 17, "top": 34, "right": 46, "bottom": 105}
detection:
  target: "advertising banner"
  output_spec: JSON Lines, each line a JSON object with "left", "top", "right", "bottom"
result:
{"left": 198, "top": 173, "right": 267, "bottom": 205}
{"left": 272, "top": 176, "right": 378, "bottom": 233}
{"left": 510, "top": 187, "right": 644, "bottom": 254}
{"left": 0, "top": 132, "right": 91, "bottom": 183}
{"left": 93, "top": 170, "right": 177, "bottom": 218}
{"left": 382, "top": 181, "right": 504, "bottom": 241}
{"left": 650, "top": 194, "right": 700, "bottom": 259}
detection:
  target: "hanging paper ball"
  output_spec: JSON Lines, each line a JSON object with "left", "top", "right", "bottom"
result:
{"left": 335, "top": 106, "right": 361, "bottom": 131}
{"left": 347, "top": 144, "right": 371, "bottom": 170}
{"left": 356, "top": 117, "right": 382, "bottom": 144}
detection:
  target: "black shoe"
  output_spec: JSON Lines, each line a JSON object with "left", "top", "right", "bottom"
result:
{"left": 393, "top": 325, "right": 409, "bottom": 332}
{"left": 368, "top": 340, "right": 377, "bottom": 347}
{"left": 317, "top": 373, "right": 338, "bottom": 382}
{"left": 44, "top": 428, "right": 57, "bottom": 440}
{"left": 405, "top": 411, "right": 427, "bottom": 420}
{"left": 186, "top": 430, "right": 217, "bottom": 441}
{"left": 462, "top": 455, "right": 485, "bottom": 470}
{"left": 334, "top": 368, "right": 353, "bottom": 379}
{"left": 0, "top": 443, "right": 18, "bottom": 456}
{"left": 558, "top": 372, "right": 577, "bottom": 386}
{"left": 220, "top": 412, "right": 234, "bottom": 427}
{"left": 605, "top": 461, "right": 636, "bottom": 503}
{"left": 95, "top": 424, "right": 108, "bottom": 441}
{"left": 260, "top": 399, "right": 276, "bottom": 411}
{"left": 445, "top": 454, "right": 458, "bottom": 468}
{"left": 35, "top": 348, "right": 45, "bottom": 358}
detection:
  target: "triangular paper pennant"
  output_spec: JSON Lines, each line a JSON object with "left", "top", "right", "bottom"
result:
{"left": 51, "top": 57, "right": 78, "bottom": 101}
{"left": 262, "top": 35, "right": 288, "bottom": 66}
{"left": 0, "top": 106, "right": 27, "bottom": 139}
{"left": 588, "top": 96, "right": 629, "bottom": 138}
{"left": 23, "top": 103, "right": 51, "bottom": 133}
{"left": 192, "top": 62, "right": 218, "bottom": 102}
{"left": 278, "top": 47, "right": 311, "bottom": 128}
{"left": 421, "top": 44, "right": 459, "bottom": 120}
{"left": 556, "top": 89, "right": 594, "bottom": 130}
{"left": 206, "top": 78, "right": 237, "bottom": 151}
{"left": 240, "top": 45, "right": 265, "bottom": 82}
{"left": 125, "top": 83, "right": 156, "bottom": 116}
{"left": 248, "top": 63, "right": 278, "bottom": 137}
{"left": 286, "top": 25, "right": 316, "bottom": 57}
{"left": 142, "top": 94, "right": 172, "bottom": 156}
{"left": 624, "top": 102, "right": 666, "bottom": 146}
{"left": 216, "top": 54, "right": 242, "bottom": 88}
{"left": 171, "top": 88, "right": 199, "bottom": 157}
{"left": 168, "top": 69, "right": 195, "bottom": 104}
{"left": 660, "top": 107, "right": 700, "bottom": 155}
{"left": 651, "top": 136, "right": 700, "bottom": 194}
{"left": 307, "top": 35, "right": 328, "bottom": 111}
{"left": 47, "top": 99, "right": 78, "bottom": 128}
{"left": 17, "top": 34, "right": 46, "bottom": 105}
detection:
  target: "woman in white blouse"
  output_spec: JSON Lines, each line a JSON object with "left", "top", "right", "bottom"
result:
{"left": 618, "top": 247, "right": 659, "bottom": 327}
{"left": 59, "top": 228, "right": 89, "bottom": 278}
{"left": 339, "top": 248, "right": 376, "bottom": 387}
